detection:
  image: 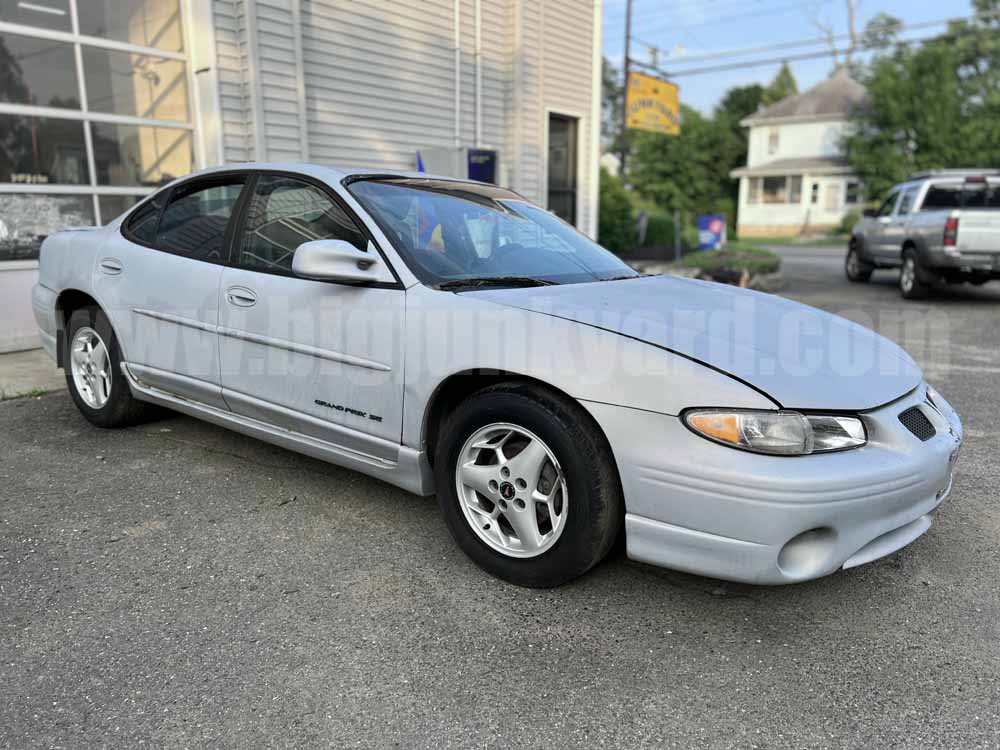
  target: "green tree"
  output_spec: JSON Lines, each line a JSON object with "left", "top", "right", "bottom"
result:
{"left": 844, "top": 0, "right": 1000, "bottom": 198}
{"left": 714, "top": 85, "right": 764, "bottom": 204}
{"left": 761, "top": 62, "right": 798, "bottom": 106}
{"left": 629, "top": 105, "right": 732, "bottom": 219}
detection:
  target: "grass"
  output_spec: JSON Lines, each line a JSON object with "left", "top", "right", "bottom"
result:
{"left": 752, "top": 234, "right": 849, "bottom": 248}
{"left": 0, "top": 386, "right": 49, "bottom": 402}
{"left": 676, "top": 241, "right": 781, "bottom": 277}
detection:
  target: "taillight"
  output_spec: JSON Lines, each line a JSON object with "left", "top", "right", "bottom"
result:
{"left": 944, "top": 216, "right": 959, "bottom": 247}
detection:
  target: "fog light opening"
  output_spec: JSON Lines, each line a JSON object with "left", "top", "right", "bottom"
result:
{"left": 777, "top": 527, "right": 839, "bottom": 579}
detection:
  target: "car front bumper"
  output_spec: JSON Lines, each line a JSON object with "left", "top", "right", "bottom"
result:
{"left": 583, "top": 384, "right": 963, "bottom": 585}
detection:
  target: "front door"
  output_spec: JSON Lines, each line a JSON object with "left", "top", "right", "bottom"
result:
{"left": 867, "top": 189, "right": 899, "bottom": 261}
{"left": 94, "top": 175, "right": 248, "bottom": 409}
{"left": 880, "top": 186, "right": 918, "bottom": 265}
{"left": 217, "top": 174, "right": 405, "bottom": 457}
{"left": 547, "top": 114, "right": 578, "bottom": 226}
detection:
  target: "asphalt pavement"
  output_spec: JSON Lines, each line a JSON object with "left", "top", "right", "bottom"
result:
{"left": 3, "top": 246, "right": 1000, "bottom": 749}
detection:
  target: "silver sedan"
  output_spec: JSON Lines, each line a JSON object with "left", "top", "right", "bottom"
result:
{"left": 33, "top": 164, "right": 963, "bottom": 587}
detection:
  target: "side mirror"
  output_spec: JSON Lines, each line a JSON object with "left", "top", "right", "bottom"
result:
{"left": 862, "top": 208, "right": 878, "bottom": 218}
{"left": 292, "top": 239, "right": 392, "bottom": 284}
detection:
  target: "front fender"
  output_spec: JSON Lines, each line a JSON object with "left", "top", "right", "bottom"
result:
{"left": 401, "top": 285, "right": 775, "bottom": 448}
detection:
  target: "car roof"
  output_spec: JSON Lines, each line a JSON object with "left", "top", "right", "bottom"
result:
{"left": 183, "top": 162, "right": 482, "bottom": 187}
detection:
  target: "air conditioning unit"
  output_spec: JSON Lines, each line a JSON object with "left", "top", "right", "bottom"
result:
{"left": 416, "top": 147, "right": 499, "bottom": 184}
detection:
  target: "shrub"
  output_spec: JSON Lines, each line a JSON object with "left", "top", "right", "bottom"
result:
{"left": 678, "top": 242, "right": 781, "bottom": 276}
{"left": 597, "top": 167, "right": 634, "bottom": 253}
{"left": 639, "top": 210, "right": 700, "bottom": 254}
{"left": 836, "top": 208, "right": 863, "bottom": 236}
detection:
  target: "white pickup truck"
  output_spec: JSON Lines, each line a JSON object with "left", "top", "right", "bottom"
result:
{"left": 846, "top": 170, "right": 1000, "bottom": 298}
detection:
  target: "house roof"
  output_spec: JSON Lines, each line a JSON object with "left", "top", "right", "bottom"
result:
{"left": 730, "top": 156, "right": 854, "bottom": 178}
{"left": 741, "top": 67, "right": 867, "bottom": 126}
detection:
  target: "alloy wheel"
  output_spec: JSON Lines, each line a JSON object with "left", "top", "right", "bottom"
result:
{"left": 70, "top": 326, "right": 112, "bottom": 409}
{"left": 455, "top": 422, "right": 568, "bottom": 558}
{"left": 846, "top": 250, "right": 860, "bottom": 277}
{"left": 901, "top": 257, "right": 916, "bottom": 294}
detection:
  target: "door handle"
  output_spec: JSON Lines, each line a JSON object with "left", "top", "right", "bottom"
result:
{"left": 226, "top": 286, "right": 257, "bottom": 307}
{"left": 99, "top": 258, "right": 123, "bottom": 275}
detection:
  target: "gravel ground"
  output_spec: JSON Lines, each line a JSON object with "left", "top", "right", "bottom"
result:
{"left": 2, "top": 247, "right": 999, "bottom": 749}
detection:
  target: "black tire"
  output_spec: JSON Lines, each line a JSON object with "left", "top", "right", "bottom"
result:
{"left": 64, "top": 306, "right": 156, "bottom": 428}
{"left": 845, "top": 239, "right": 873, "bottom": 283}
{"left": 899, "top": 248, "right": 928, "bottom": 300}
{"left": 434, "top": 382, "right": 623, "bottom": 588}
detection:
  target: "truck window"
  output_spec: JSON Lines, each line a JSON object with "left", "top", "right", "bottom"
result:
{"left": 922, "top": 182, "right": 1000, "bottom": 210}
{"left": 875, "top": 192, "right": 898, "bottom": 217}
{"left": 897, "top": 188, "right": 918, "bottom": 216}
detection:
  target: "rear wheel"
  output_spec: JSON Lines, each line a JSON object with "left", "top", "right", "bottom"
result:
{"left": 434, "top": 382, "right": 623, "bottom": 587}
{"left": 845, "top": 240, "right": 873, "bottom": 283}
{"left": 899, "top": 249, "right": 928, "bottom": 299}
{"left": 65, "top": 306, "right": 156, "bottom": 428}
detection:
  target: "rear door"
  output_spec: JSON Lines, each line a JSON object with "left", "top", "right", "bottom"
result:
{"left": 94, "top": 174, "right": 248, "bottom": 408}
{"left": 217, "top": 172, "right": 405, "bottom": 457}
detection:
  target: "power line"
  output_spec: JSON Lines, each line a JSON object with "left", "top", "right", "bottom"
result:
{"left": 633, "top": 9, "right": 1000, "bottom": 75}
{"left": 638, "top": 21, "right": 985, "bottom": 79}
{"left": 633, "top": 9, "right": 997, "bottom": 67}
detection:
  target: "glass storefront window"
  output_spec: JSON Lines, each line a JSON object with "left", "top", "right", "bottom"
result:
{"left": 98, "top": 194, "right": 142, "bottom": 224}
{"left": 0, "top": 32, "right": 80, "bottom": 109}
{"left": 82, "top": 47, "right": 189, "bottom": 122}
{"left": 0, "top": 193, "right": 95, "bottom": 261}
{"left": 91, "top": 122, "right": 192, "bottom": 187}
{"left": 78, "top": 0, "right": 184, "bottom": 53}
{"left": 0, "top": 115, "right": 89, "bottom": 184}
{"left": 0, "top": 0, "right": 73, "bottom": 32}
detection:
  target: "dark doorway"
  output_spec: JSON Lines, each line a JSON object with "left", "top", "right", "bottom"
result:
{"left": 547, "top": 114, "right": 578, "bottom": 226}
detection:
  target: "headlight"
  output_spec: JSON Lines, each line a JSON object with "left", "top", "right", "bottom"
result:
{"left": 683, "top": 409, "right": 866, "bottom": 456}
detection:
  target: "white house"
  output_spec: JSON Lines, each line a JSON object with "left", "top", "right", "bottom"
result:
{"left": 0, "top": 0, "right": 602, "bottom": 352}
{"left": 731, "top": 68, "right": 867, "bottom": 237}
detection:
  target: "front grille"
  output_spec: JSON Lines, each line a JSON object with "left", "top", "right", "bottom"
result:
{"left": 899, "top": 406, "right": 936, "bottom": 441}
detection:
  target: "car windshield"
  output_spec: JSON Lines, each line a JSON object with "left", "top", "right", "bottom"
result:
{"left": 347, "top": 177, "right": 637, "bottom": 288}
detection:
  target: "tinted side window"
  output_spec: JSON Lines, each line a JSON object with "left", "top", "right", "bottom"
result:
{"left": 922, "top": 184, "right": 962, "bottom": 211}
{"left": 156, "top": 179, "right": 245, "bottom": 262}
{"left": 876, "top": 192, "right": 898, "bottom": 217}
{"left": 125, "top": 196, "right": 163, "bottom": 244}
{"left": 237, "top": 175, "right": 367, "bottom": 274}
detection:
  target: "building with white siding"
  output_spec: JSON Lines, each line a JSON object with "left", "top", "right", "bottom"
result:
{"left": 0, "top": 0, "right": 602, "bottom": 352}
{"left": 730, "top": 68, "right": 867, "bottom": 238}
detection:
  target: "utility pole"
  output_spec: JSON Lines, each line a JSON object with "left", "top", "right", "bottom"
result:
{"left": 619, "top": 0, "right": 632, "bottom": 174}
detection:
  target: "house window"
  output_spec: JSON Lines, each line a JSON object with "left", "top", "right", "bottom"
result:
{"left": 768, "top": 128, "right": 780, "bottom": 155}
{"left": 811, "top": 182, "right": 820, "bottom": 204}
{"left": 752, "top": 176, "right": 801, "bottom": 204}
{"left": 0, "top": 0, "right": 194, "bottom": 262}
{"left": 845, "top": 181, "right": 862, "bottom": 205}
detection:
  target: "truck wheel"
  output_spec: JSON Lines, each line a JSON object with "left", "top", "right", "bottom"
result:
{"left": 434, "top": 382, "right": 623, "bottom": 588}
{"left": 899, "top": 249, "right": 929, "bottom": 300}
{"left": 64, "top": 306, "right": 157, "bottom": 428}
{"left": 845, "top": 240, "right": 873, "bottom": 283}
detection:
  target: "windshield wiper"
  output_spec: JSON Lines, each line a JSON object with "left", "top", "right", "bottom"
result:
{"left": 437, "top": 276, "right": 558, "bottom": 291}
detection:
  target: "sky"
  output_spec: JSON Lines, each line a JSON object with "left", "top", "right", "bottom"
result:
{"left": 602, "top": 0, "right": 977, "bottom": 114}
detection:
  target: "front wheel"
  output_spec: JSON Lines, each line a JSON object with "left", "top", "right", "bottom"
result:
{"left": 899, "top": 249, "right": 929, "bottom": 300}
{"left": 845, "top": 240, "right": 873, "bottom": 283}
{"left": 434, "top": 383, "right": 623, "bottom": 587}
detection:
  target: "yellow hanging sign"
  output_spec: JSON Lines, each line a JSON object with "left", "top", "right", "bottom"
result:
{"left": 626, "top": 72, "right": 680, "bottom": 135}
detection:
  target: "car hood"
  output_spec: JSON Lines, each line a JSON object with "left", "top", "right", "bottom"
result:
{"left": 468, "top": 275, "right": 922, "bottom": 411}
